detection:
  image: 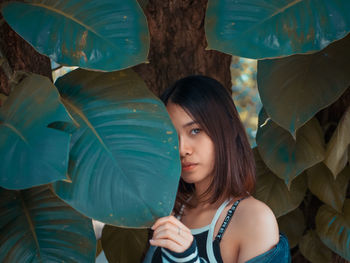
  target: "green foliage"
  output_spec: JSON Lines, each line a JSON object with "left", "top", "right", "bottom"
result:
{"left": 0, "top": 186, "right": 96, "bottom": 262}
{"left": 1, "top": 0, "right": 350, "bottom": 261}
{"left": 277, "top": 208, "right": 305, "bottom": 248}
{"left": 205, "top": 0, "right": 350, "bottom": 59}
{"left": 1, "top": 0, "right": 150, "bottom": 71}
{"left": 0, "top": 94, "right": 7, "bottom": 106}
{"left": 307, "top": 163, "right": 350, "bottom": 213}
{"left": 316, "top": 199, "right": 350, "bottom": 261}
{"left": 52, "top": 68, "right": 180, "bottom": 227}
{"left": 0, "top": 73, "right": 73, "bottom": 189}
{"left": 257, "top": 34, "right": 350, "bottom": 137}
{"left": 256, "top": 109, "right": 325, "bottom": 187}
{"left": 253, "top": 148, "right": 307, "bottom": 218}
{"left": 324, "top": 106, "right": 350, "bottom": 177}
{"left": 101, "top": 225, "right": 149, "bottom": 262}
{"left": 278, "top": 208, "right": 306, "bottom": 248}
{"left": 299, "top": 230, "right": 332, "bottom": 263}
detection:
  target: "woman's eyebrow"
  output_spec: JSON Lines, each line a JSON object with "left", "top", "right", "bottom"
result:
{"left": 183, "top": 121, "right": 198, "bottom": 128}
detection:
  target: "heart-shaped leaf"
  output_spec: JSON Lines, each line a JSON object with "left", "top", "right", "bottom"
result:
{"left": 253, "top": 148, "right": 307, "bottom": 218}
{"left": 0, "top": 94, "right": 8, "bottom": 106}
{"left": 0, "top": 186, "right": 96, "bottom": 262}
{"left": 0, "top": 73, "right": 73, "bottom": 189}
{"left": 324, "top": 106, "right": 350, "bottom": 177}
{"left": 316, "top": 200, "right": 350, "bottom": 261}
{"left": 2, "top": 0, "right": 149, "bottom": 71}
{"left": 101, "top": 225, "right": 149, "bottom": 263}
{"left": 277, "top": 208, "right": 305, "bottom": 248}
{"left": 256, "top": 109, "right": 325, "bottom": 187}
{"left": 205, "top": 0, "right": 350, "bottom": 59}
{"left": 52, "top": 68, "right": 181, "bottom": 227}
{"left": 299, "top": 230, "right": 332, "bottom": 263}
{"left": 307, "top": 163, "right": 350, "bottom": 213}
{"left": 257, "top": 34, "right": 350, "bottom": 137}
{"left": 96, "top": 239, "right": 103, "bottom": 258}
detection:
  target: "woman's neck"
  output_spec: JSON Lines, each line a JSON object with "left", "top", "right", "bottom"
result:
{"left": 190, "top": 191, "right": 226, "bottom": 210}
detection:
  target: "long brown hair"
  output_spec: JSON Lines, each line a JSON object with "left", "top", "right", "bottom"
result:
{"left": 161, "top": 76, "right": 255, "bottom": 214}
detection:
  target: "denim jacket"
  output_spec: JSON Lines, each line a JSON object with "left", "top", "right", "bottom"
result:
{"left": 246, "top": 233, "right": 291, "bottom": 263}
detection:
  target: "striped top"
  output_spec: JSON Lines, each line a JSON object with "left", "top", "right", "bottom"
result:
{"left": 143, "top": 198, "right": 291, "bottom": 263}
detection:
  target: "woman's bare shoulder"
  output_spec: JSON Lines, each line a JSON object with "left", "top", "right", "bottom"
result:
{"left": 235, "top": 196, "right": 276, "bottom": 222}
{"left": 233, "top": 196, "right": 280, "bottom": 262}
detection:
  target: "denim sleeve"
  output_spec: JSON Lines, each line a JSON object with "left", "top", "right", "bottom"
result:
{"left": 245, "top": 233, "right": 291, "bottom": 263}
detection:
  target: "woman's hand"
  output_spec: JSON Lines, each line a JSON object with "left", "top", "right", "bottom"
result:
{"left": 150, "top": 215, "right": 194, "bottom": 253}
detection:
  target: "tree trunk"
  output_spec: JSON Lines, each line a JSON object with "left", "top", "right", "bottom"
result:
{"left": 132, "top": 0, "right": 232, "bottom": 96}
{"left": 0, "top": 12, "right": 52, "bottom": 99}
{"left": 1, "top": 1, "right": 348, "bottom": 262}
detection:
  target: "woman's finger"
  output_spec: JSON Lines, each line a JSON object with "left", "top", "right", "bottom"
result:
{"left": 153, "top": 224, "right": 191, "bottom": 246}
{"left": 152, "top": 215, "right": 191, "bottom": 234}
{"left": 153, "top": 220, "right": 191, "bottom": 237}
{"left": 149, "top": 238, "right": 184, "bottom": 253}
{"left": 151, "top": 219, "right": 194, "bottom": 253}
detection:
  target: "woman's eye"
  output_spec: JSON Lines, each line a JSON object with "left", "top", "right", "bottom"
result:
{"left": 190, "top": 128, "right": 201, "bottom": 135}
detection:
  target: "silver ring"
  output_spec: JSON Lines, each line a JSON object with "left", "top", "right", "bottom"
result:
{"left": 178, "top": 226, "right": 181, "bottom": 236}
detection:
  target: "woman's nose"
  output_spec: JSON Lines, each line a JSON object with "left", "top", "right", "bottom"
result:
{"left": 179, "top": 137, "right": 192, "bottom": 158}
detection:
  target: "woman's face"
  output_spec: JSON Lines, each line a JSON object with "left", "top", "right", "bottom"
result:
{"left": 166, "top": 103, "right": 215, "bottom": 187}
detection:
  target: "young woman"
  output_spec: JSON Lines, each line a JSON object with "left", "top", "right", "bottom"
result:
{"left": 145, "top": 76, "right": 291, "bottom": 263}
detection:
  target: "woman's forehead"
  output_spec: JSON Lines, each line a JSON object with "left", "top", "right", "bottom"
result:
{"left": 166, "top": 103, "right": 196, "bottom": 126}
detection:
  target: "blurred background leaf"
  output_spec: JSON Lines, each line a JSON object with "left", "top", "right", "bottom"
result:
{"left": 253, "top": 148, "right": 307, "bottom": 218}
{"left": 299, "top": 230, "right": 332, "bottom": 263}
{"left": 324, "top": 106, "right": 350, "bottom": 177}
{"left": 316, "top": 199, "right": 350, "bottom": 261}
{"left": 101, "top": 225, "right": 149, "bottom": 263}
{"left": 256, "top": 110, "right": 325, "bottom": 187}
{"left": 277, "top": 208, "right": 305, "bottom": 248}
{"left": 257, "top": 34, "right": 350, "bottom": 137}
{"left": 307, "top": 163, "right": 350, "bottom": 213}
{"left": 231, "top": 57, "right": 261, "bottom": 147}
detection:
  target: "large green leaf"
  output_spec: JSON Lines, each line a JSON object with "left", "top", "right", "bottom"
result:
{"left": 277, "top": 208, "right": 305, "bottom": 248}
{"left": 253, "top": 148, "right": 307, "bottom": 218}
{"left": 0, "top": 73, "right": 72, "bottom": 190}
{"left": 0, "top": 94, "right": 8, "bottom": 106}
{"left": 256, "top": 109, "right": 325, "bottom": 187}
{"left": 299, "top": 230, "right": 332, "bottom": 263}
{"left": 0, "top": 186, "right": 96, "bottom": 262}
{"left": 205, "top": 0, "right": 350, "bottom": 59}
{"left": 52, "top": 68, "right": 181, "bottom": 227}
{"left": 324, "top": 106, "right": 350, "bottom": 177}
{"left": 2, "top": 0, "right": 149, "bottom": 71}
{"left": 257, "top": 34, "right": 350, "bottom": 137}
{"left": 101, "top": 225, "right": 149, "bottom": 263}
{"left": 316, "top": 200, "right": 350, "bottom": 261}
{"left": 307, "top": 163, "right": 350, "bottom": 213}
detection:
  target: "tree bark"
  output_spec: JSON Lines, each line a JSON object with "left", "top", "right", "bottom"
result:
{"left": 132, "top": 0, "right": 232, "bottom": 96}
{"left": 0, "top": 12, "right": 52, "bottom": 98}
{"left": 1, "top": 1, "right": 349, "bottom": 262}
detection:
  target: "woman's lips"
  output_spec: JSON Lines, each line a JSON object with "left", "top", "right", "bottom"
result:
{"left": 182, "top": 163, "right": 197, "bottom": 171}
